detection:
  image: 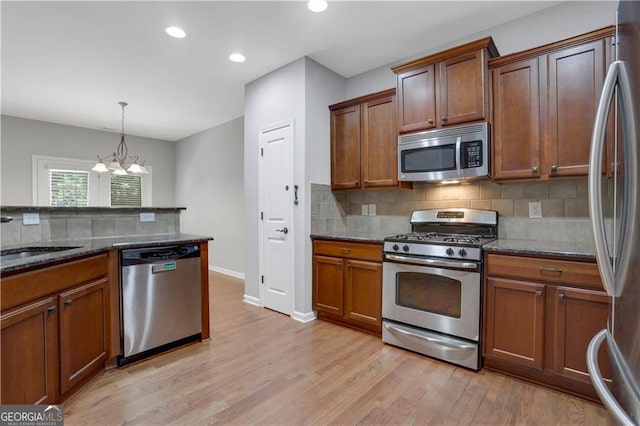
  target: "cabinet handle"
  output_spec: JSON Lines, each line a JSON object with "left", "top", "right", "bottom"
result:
{"left": 354, "top": 180, "right": 360, "bottom": 185}
{"left": 64, "top": 299, "right": 73, "bottom": 306}
{"left": 47, "top": 306, "right": 57, "bottom": 314}
{"left": 428, "top": 118, "right": 434, "bottom": 124}
{"left": 364, "top": 180, "right": 369, "bottom": 185}
{"left": 532, "top": 166, "right": 539, "bottom": 173}
{"left": 551, "top": 165, "right": 558, "bottom": 172}
{"left": 441, "top": 116, "right": 448, "bottom": 122}
{"left": 535, "top": 290, "right": 542, "bottom": 297}
{"left": 559, "top": 293, "right": 566, "bottom": 300}
{"left": 540, "top": 266, "right": 562, "bottom": 274}
{"left": 339, "top": 248, "right": 351, "bottom": 254}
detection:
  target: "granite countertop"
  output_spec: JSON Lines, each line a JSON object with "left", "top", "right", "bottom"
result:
{"left": 310, "top": 232, "right": 389, "bottom": 243}
{"left": 0, "top": 233, "right": 213, "bottom": 274}
{"left": 483, "top": 239, "right": 597, "bottom": 260}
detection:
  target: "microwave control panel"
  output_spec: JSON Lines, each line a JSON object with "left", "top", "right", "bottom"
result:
{"left": 462, "top": 140, "right": 483, "bottom": 169}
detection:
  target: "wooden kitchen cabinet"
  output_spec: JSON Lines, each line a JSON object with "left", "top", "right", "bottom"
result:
{"left": 393, "top": 37, "right": 498, "bottom": 133}
{"left": 329, "top": 89, "right": 410, "bottom": 190}
{"left": 490, "top": 27, "right": 614, "bottom": 181}
{"left": 312, "top": 239, "right": 383, "bottom": 335}
{"left": 483, "top": 253, "right": 611, "bottom": 402}
{"left": 0, "top": 254, "right": 110, "bottom": 403}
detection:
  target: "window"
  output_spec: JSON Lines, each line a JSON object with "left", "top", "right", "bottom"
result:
{"left": 33, "top": 155, "right": 152, "bottom": 207}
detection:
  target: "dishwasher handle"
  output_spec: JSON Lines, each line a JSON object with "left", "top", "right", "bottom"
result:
{"left": 121, "top": 244, "right": 200, "bottom": 266}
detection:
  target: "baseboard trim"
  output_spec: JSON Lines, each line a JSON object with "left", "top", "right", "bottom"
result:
{"left": 292, "top": 310, "right": 316, "bottom": 323}
{"left": 209, "top": 265, "right": 245, "bottom": 280}
{"left": 243, "top": 295, "right": 261, "bottom": 307}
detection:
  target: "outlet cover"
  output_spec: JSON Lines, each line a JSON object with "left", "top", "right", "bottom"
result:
{"left": 140, "top": 212, "right": 156, "bottom": 222}
{"left": 23, "top": 212, "right": 40, "bottom": 225}
{"left": 529, "top": 201, "right": 543, "bottom": 218}
{"left": 368, "top": 203, "right": 376, "bottom": 216}
{"left": 361, "top": 204, "right": 369, "bottom": 216}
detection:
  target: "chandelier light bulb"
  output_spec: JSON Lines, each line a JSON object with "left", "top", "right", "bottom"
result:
{"left": 165, "top": 26, "right": 186, "bottom": 39}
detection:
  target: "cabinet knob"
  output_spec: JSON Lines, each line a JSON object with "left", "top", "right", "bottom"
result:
{"left": 558, "top": 293, "right": 566, "bottom": 300}
{"left": 47, "top": 306, "right": 57, "bottom": 314}
{"left": 535, "top": 290, "right": 542, "bottom": 297}
{"left": 551, "top": 165, "right": 558, "bottom": 172}
{"left": 441, "top": 116, "right": 448, "bottom": 122}
{"left": 337, "top": 262, "right": 342, "bottom": 267}
{"left": 64, "top": 299, "right": 73, "bottom": 306}
{"left": 428, "top": 118, "right": 434, "bottom": 124}
{"left": 364, "top": 179, "right": 369, "bottom": 185}
{"left": 532, "top": 166, "right": 539, "bottom": 173}
{"left": 339, "top": 248, "right": 351, "bottom": 254}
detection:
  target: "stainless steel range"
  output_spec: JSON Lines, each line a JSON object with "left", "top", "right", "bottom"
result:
{"left": 382, "top": 208, "right": 497, "bottom": 370}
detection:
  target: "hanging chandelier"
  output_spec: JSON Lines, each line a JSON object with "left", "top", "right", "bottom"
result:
{"left": 92, "top": 101, "right": 148, "bottom": 175}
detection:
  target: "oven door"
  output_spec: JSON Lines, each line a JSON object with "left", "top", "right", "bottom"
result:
{"left": 382, "top": 255, "right": 480, "bottom": 341}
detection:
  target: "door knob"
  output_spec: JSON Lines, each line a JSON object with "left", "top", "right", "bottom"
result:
{"left": 276, "top": 227, "right": 288, "bottom": 234}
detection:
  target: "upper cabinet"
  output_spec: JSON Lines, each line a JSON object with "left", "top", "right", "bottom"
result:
{"left": 490, "top": 27, "right": 615, "bottom": 181}
{"left": 392, "top": 37, "right": 499, "bottom": 133}
{"left": 330, "top": 89, "right": 411, "bottom": 191}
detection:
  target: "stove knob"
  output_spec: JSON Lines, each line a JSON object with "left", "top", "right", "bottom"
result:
{"left": 446, "top": 248, "right": 454, "bottom": 256}
{"left": 402, "top": 245, "right": 410, "bottom": 252}
{"left": 458, "top": 249, "right": 467, "bottom": 257}
{"left": 392, "top": 244, "right": 400, "bottom": 251}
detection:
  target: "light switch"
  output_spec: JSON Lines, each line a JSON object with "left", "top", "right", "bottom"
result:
{"left": 529, "top": 201, "right": 542, "bottom": 218}
{"left": 361, "top": 204, "right": 369, "bottom": 216}
{"left": 368, "top": 204, "right": 376, "bottom": 216}
{"left": 140, "top": 212, "right": 156, "bottom": 222}
{"left": 23, "top": 212, "right": 40, "bottom": 225}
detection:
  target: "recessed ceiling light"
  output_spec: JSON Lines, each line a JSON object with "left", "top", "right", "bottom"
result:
{"left": 229, "top": 53, "right": 246, "bottom": 63}
{"left": 308, "top": 0, "right": 328, "bottom": 13}
{"left": 165, "top": 26, "right": 186, "bottom": 39}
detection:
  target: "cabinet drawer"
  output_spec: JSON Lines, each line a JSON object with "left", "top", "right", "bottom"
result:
{"left": 486, "top": 254, "right": 603, "bottom": 290}
{"left": 313, "top": 240, "right": 382, "bottom": 262}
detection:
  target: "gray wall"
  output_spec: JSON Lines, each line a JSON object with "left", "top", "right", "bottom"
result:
{"left": 175, "top": 117, "right": 245, "bottom": 276}
{"left": 1, "top": 115, "right": 176, "bottom": 206}
{"left": 344, "top": 1, "right": 617, "bottom": 100}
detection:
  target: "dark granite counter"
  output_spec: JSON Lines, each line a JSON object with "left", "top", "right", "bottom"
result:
{"left": 310, "top": 232, "right": 388, "bottom": 243}
{"left": 483, "top": 239, "right": 597, "bottom": 261}
{"left": 0, "top": 233, "right": 213, "bottom": 274}
{"left": 0, "top": 206, "right": 186, "bottom": 213}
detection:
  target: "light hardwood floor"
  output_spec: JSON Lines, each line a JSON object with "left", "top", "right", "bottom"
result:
{"left": 64, "top": 271, "right": 614, "bottom": 425}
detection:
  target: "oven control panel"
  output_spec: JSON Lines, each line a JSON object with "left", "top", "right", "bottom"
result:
{"left": 383, "top": 241, "right": 481, "bottom": 261}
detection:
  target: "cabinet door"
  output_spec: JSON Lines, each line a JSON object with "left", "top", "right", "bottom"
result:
{"left": 362, "top": 95, "right": 398, "bottom": 188}
{"left": 438, "top": 50, "right": 485, "bottom": 126}
{"left": 59, "top": 279, "right": 108, "bottom": 395}
{"left": 547, "top": 39, "right": 606, "bottom": 177}
{"left": 344, "top": 260, "right": 382, "bottom": 328}
{"left": 551, "top": 286, "right": 612, "bottom": 383}
{"left": 330, "top": 105, "right": 361, "bottom": 189}
{"left": 1, "top": 297, "right": 58, "bottom": 404}
{"left": 396, "top": 64, "right": 436, "bottom": 133}
{"left": 491, "top": 58, "right": 541, "bottom": 180}
{"left": 484, "top": 277, "right": 545, "bottom": 369}
{"left": 313, "top": 255, "right": 344, "bottom": 316}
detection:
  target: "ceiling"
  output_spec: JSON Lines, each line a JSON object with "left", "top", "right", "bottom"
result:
{"left": 1, "top": 1, "right": 562, "bottom": 142}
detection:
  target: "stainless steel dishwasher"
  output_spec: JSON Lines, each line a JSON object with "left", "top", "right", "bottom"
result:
{"left": 119, "top": 244, "right": 202, "bottom": 365}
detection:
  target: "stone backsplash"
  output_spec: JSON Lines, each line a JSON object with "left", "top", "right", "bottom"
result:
{"left": 311, "top": 179, "right": 609, "bottom": 244}
{"left": 1, "top": 207, "right": 181, "bottom": 247}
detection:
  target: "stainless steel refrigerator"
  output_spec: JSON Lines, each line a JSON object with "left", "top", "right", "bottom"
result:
{"left": 587, "top": 1, "right": 640, "bottom": 424}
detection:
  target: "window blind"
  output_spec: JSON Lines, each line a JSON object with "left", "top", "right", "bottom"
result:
{"left": 49, "top": 169, "right": 89, "bottom": 207}
{"left": 111, "top": 175, "right": 142, "bottom": 207}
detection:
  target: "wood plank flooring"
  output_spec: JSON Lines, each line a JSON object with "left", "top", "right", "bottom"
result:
{"left": 64, "top": 272, "right": 614, "bottom": 425}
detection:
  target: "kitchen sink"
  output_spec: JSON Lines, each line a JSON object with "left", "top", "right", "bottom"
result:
{"left": 0, "top": 246, "right": 82, "bottom": 261}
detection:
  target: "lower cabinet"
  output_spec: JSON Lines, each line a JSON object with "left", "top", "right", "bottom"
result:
{"left": 312, "top": 239, "right": 382, "bottom": 335}
{"left": 483, "top": 253, "right": 611, "bottom": 402}
{"left": 0, "top": 254, "right": 110, "bottom": 404}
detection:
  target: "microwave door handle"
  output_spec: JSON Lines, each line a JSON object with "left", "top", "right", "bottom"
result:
{"left": 455, "top": 137, "right": 462, "bottom": 175}
{"left": 588, "top": 60, "right": 619, "bottom": 297}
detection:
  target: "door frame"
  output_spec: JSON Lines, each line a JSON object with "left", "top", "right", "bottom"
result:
{"left": 258, "top": 119, "right": 295, "bottom": 315}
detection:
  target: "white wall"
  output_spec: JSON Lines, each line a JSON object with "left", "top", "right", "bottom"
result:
{"left": 345, "top": 1, "right": 617, "bottom": 100}
{"left": 175, "top": 117, "right": 245, "bottom": 276}
{"left": 1, "top": 115, "right": 176, "bottom": 206}
{"left": 243, "top": 57, "right": 345, "bottom": 318}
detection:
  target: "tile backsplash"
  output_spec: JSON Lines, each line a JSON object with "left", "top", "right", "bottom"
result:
{"left": 1, "top": 209, "right": 180, "bottom": 247}
{"left": 311, "top": 179, "right": 607, "bottom": 244}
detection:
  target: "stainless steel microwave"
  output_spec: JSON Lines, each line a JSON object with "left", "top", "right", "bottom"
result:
{"left": 398, "top": 122, "right": 489, "bottom": 182}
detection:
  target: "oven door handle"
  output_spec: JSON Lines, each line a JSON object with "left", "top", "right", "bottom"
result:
{"left": 384, "top": 323, "right": 476, "bottom": 351}
{"left": 384, "top": 254, "right": 478, "bottom": 270}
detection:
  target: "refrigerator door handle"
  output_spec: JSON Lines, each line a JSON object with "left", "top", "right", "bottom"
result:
{"left": 587, "top": 329, "right": 634, "bottom": 425}
{"left": 589, "top": 61, "right": 620, "bottom": 297}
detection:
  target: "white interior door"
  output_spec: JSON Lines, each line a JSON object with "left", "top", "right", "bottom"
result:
{"left": 259, "top": 121, "right": 293, "bottom": 315}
